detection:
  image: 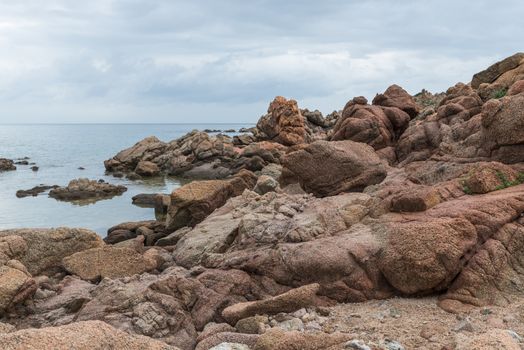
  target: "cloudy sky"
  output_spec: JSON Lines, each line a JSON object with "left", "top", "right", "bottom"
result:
{"left": 1, "top": 0, "right": 523, "bottom": 124}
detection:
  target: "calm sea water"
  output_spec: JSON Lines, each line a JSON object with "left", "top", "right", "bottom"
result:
{"left": 0, "top": 124, "right": 249, "bottom": 236}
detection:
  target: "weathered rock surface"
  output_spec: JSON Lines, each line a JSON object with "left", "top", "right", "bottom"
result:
{"left": 222, "top": 284, "right": 321, "bottom": 324}
{"left": 255, "top": 96, "right": 307, "bottom": 146}
{"left": 372, "top": 84, "right": 421, "bottom": 118}
{"left": 0, "top": 264, "right": 36, "bottom": 314}
{"left": 0, "top": 321, "right": 179, "bottom": 350}
{"left": 49, "top": 179, "right": 127, "bottom": 201}
{"left": 281, "top": 140, "right": 387, "bottom": 197}
{"left": 331, "top": 96, "right": 411, "bottom": 157}
{"left": 135, "top": 160, "right": 161, "bottom": 177}
{"left": 166, "top": 170, "right": 256, "bottom": 231}
{"left": 62, "top": 246, "right": 154, "bottom": 281}
{"left": 0, "top": 228, "right": 103, "bottom": 275}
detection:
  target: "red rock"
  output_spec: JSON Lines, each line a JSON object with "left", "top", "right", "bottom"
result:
{"left": 255, "top": 96, "right": 307, "bottom": 146}
{"left": 372, "top": 84, "right": 421, "bottom": 118}
{"left": 281, "top": 140, "right": 387, "bottom": 197}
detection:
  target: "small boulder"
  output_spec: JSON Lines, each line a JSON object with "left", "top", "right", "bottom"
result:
{"left": 0, "top": 159, "right": 16, "bottom": 172}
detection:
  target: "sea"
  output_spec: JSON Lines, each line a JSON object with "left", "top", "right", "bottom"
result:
{"left": 0, "top": 124, "right": 250, "bottom": 236}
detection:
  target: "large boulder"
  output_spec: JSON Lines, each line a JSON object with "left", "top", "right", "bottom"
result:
{"left": 378, "top": 218, "right": 477, "bottom": 294}
{"left": 280, "top": 140, "right": 387, "bottom": 197}
{"left": 372, "top": 84, "right": 421, "bottom": 118}
{"left": 62, "top": 246, "right": 154, "bottom": 281}
{"left": 165, "top": 171, "right": 256, "bottom": 231}
{"left": 330, "top": 96, "right": 410, "bottom": 158}
{"left": 255, "top": 96, "right": 307, "bottom": 146}
{"left": 472, "top": 53, "right": 524, "bottom": 88}
{"left": 481, "top": 94, "right": 524, "bottom": 163}
{"left": 0, "top": 321, "right": 179, "bottom": 350}
{"left": 0, "top": 228, "right": 103, "bottom": 275}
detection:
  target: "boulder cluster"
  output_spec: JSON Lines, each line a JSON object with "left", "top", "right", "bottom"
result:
{"left": 3, "top": 54, "right": 524, "bottom": 349}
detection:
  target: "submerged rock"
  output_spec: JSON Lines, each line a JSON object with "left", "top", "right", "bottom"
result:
{"left": 16, "top": 185, "right": 59, "bottom": 198}
{"left": 0, "top": 159, "right": 16, "bottom": 172}
{"left": 49, "top": 178, "right": 127, "bottom": 202}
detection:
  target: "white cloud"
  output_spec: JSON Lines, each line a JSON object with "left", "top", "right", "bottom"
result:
{"left": 0, "top": 0, "right": 522, "bottom": 123}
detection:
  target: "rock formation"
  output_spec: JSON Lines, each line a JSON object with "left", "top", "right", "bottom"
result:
{"left": 5, "top": 53, "right": 524, "bottom": 350}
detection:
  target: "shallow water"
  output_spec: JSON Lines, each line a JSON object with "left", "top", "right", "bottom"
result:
{"left": 0, "top": 124, "right": 249, "bottom": 236}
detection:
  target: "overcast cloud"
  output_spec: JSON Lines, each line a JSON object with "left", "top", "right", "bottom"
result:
{"left": 0, "top": 0, "right": 523, "bottom": 123}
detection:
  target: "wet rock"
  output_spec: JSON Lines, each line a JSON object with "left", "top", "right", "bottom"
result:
{"left": 0, "top": 159, "right": 16, "bottom": 172}
{"left": 135, "top": 160, "right": 160, "bottom": 177}
{"left": 49, "top": 178, "right": 127, "bottom": 201}
{"left": 16, "top": 185, "right": 59, "bottom": 198}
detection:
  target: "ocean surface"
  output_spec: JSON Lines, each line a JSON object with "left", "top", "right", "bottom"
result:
{"left": 0, "top": 124, "right": 250, "bottom": 236}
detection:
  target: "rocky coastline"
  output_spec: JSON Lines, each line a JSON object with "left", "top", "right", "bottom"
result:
{"left": 2, "top": 54, "right": 524, "bottom": 349}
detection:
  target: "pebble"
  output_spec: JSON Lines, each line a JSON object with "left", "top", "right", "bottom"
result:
{"left": 383, "top": 339, "right": 405, "bottom": 350}
{"left": 277, "top": 318, "right": 304, "bottom": 332}
{"left": 453, "top": 319, "right": 474, "bottom": 332}
{"left": 507, "top": 330, "right": 523, "bottom": 342}
{"left": 345, "top": 339, "right": 371, "bottom": 350}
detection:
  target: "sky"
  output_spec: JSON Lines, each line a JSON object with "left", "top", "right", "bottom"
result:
{"left": 0, "top": 1, "right": 523, "bottom": 124}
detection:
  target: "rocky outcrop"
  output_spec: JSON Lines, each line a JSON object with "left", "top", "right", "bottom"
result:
{"left": 281, "top": 140, "right": 387, "bottom": 197}
{"left": 0, "top": 321, "right": 179, "bottom": 350}
{"left": 49, "top": 179, "right": 127, "bottom": 202}
{"left": 472, "top": 53, "right": 524, "bottom": 88}
{"left": 0, "top": 159, "right": 16, "bottom": 172}
{"left": 330, "top": 95, "right": 411, "bottom": 162}
{"left": 255, "top": 96, "right": 307, "bottom": 146}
